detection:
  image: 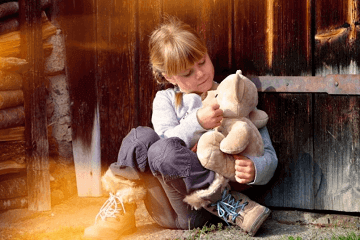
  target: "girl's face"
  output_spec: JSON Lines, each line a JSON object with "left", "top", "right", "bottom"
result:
{"left": 165, "top": 54, "right": 214, "bottom": 94}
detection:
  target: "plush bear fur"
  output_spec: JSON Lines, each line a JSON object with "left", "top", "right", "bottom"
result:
{"left": 197, "top": 70, "right": 268, "bottom": 181}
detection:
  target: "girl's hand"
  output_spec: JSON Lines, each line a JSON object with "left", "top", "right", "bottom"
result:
{"left": 197, "top": 100, "right": 223, "bottom": 129}
{"left": 234, "top": 155, "right": 255, "bottom": 184}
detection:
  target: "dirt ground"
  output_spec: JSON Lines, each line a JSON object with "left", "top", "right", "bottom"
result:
{"left": 0, "top": 194, "right": 359, "bottom": 240}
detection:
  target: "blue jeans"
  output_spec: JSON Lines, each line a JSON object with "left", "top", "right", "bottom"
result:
{"left": 109, "top": 126, "right": 222, "bottom": 229}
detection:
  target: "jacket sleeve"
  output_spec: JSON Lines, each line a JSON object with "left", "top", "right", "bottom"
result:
{"left": 246, "top": 126, "right": 278, "bottom": 185}
{"left": 151, "top": 91, "right": 206, "bottom": 148}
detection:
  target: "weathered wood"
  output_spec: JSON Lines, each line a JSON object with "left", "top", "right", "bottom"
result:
{"left": 0, "top": 196, "right": 27, "bottom": 210}
{"left": 0, "top": 126, "right": 24, "bottom": 141}
{"left": 19, "top": 0, "right": 50, "bottom": 211}
{"left": 59, "top": 0, "right": 101, "bottom": 196}
{"left": 96, "top": 0, "right": 138, "bottom": 168}
{"left": 0, "top": 1, "right": 18, "bottom": 19}
{"left": 315, "top": 0, "right": 359, "bottom": 74}
{"left": 0, "top": 106, "right": 24, "bottom": 129}
{"left": 0, "top": 57, "right": 27, "bottom": 72}
{"left": 0, "top": 90, "right": 23, "bottom": 110}
{"left": 0, "top": 175, "right": 27, "bottom": 199}
{"left": 138, "top": 0, "right": 161, "bottom": 128}
{"left": 0, "top": 70, "right": 23, "bottom": 90}
{"left": 0, "top": 15, "right": 56, "bottom": 57}
{"left": 0, "top": 160, "right": 26, "bottom": 175}
{"left": 0, "top": 140, "right": 25, "bottom": 164}
{"left": 245, "top": 93, "right": 315, "bottom": 210}
{"left": 0, "top": 17, "right": 19, "bottom": 35}
{"left": 234, "top": 0, "right": 312, "bottom": 76}
{"left": 313, "top": 95, "right": 360, "bottom": 212}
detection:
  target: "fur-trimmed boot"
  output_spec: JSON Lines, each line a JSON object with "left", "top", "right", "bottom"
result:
{"left": 83, "top": 169, "right": 146, "bottom": 240}
{"left": 184, "top": 174, "right": 270, "bottom": 236}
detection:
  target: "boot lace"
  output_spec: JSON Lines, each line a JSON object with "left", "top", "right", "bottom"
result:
{"left": 95, "top": 193, "right": 126, "bottom": 223}
{"left": 211, "top": 188, "right": 248, "bottom": 225}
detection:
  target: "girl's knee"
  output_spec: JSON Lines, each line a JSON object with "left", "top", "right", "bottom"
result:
{"left": 148, "top": 137, "right": 192, "bottom": 179}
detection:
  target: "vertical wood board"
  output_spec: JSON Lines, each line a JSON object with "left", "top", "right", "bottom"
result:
{"left": 58, "top": 0, "right": 101, "bottom": 196}
{"left": 19, "top": 0, "right": 50, "bottom": 211}
{"left": 138, "top": 0, "right": 161, "bottom": 127}
{"left": 96, "top": 0, "right": 138, "bottom": 168}
{"left": 314, "top": 94, "right": 360, "bottom": 212}
{"left": 246, "top": 93, "right": 315, "bottom": 210}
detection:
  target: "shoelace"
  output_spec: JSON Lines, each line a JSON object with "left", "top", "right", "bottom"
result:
{"left": 95, "top": 193, "right": 125, "bottom": 223}
{"left": 211, "top": 189, "right": 248, "bottom": 225}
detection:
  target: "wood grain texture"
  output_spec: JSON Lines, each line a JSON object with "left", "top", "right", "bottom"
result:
{"left": 246, "top": 93, "right": 315, "bottom": 209}
{"left": 138, "top": 0, "right": 161, "bottom": 127}
{"left": 313, "top": 94, "right": 360, "bottom": 212}
{"left": 19, "top": 0, "right": 50, "bottom": 211}
{"left": 315, "top": 0, "right": 359, "bottom": 74}
{"left": 96, "top": 0, "right": 138, "bottom": 167}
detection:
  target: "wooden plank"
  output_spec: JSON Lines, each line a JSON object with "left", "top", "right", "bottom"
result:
{"left": 315, "top": 0, "right": 359, "bottom": 74}
{"left": 0, "top": 70, "right": 23, "bottom": 90}
{"left": 96, "top": 0, "right": 138, "bottom": 168}
{"left": 313, "top": 94, "right": 360, "bottom": 212}
{"left": 138, "top": 0, "right": 161, "bottom": 127}
{"left": 0, "top": 160, "right": 26, "bottom": 175}
{"left": 233, "top": 0, "right": 268, "bottom": 75}
{"left": 234, "top": 0, "right": 312, "bottom": 76}
{"left": 0, "top": 106, "right": 25, "bottom": 129}
{"left": 198, "top": 0, "right": 233, "bottom": 77}
{"left": 58, "top": 0, "right": 101, "bottom": 196}
{"left": 0, "top": 57, "right": 28, "bottom": 72}
{"left": 0, "top": 126, "right": 24, "bottom": 141}
{"left": 245, "top": 93, "right": 315, "bottom": 210}
{"left": 0, "top": 16, "right": 57, "bottom": 58}
{"left": 0, "top": 90, "right": 23, "bottom": 110}
{"left": 19, "top": 0, "right": 50, "bottom": 211}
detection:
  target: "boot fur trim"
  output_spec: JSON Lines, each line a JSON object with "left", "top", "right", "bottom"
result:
{"left": 184, "top": 173, "right": 229, "bottom": 210}
{"left": 115, "top": 186, "right": 147, "bottom": 204}
{"left": 102, "top": 168, "right": 146, "bottom": 203}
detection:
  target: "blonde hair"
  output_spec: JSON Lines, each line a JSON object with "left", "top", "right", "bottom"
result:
{"left": 149, "top": 17, "right": 208, "bottom": 107}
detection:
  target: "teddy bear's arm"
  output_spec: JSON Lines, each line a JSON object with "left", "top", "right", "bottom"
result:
{"left": 219, "top": 119, "right": 251, "bottom": 155}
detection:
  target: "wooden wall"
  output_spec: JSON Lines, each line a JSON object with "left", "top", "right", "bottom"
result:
{"left": 58, "top": 0, "right": 360, "bottom": 212}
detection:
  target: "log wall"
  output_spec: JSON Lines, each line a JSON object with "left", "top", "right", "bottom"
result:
{"left": 0, "top": 0, "right": 75, "bottom": 210}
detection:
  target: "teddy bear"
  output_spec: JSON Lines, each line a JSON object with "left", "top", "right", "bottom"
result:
{"left": 197, "top": 70, "right": 268, "bottom": 182}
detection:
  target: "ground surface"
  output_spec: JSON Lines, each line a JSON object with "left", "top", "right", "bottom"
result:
{"left": 0, "top": 195, "right": 359, "bottom": 240}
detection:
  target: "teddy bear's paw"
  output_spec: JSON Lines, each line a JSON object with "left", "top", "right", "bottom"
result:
{"left": 220, "top": 121, "right": 251, "bottom": 154}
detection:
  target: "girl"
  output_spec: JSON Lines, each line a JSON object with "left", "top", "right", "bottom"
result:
{"left": 84, "top": 17, "right": 278, "bottom": 239}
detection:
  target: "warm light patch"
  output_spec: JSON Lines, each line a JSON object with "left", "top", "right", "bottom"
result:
{"left": 266, "top": 0, "right": 274, "bottom": 69}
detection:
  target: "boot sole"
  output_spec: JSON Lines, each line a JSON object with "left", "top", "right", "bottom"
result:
{"left": 248, "top": 207, "right": 271, "bottom": 236}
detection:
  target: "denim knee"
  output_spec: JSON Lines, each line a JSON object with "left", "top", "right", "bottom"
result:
{"left": 148, "top": 137, "right": 192, "bottom": 182}
{"left": 110, "top": 126, "right": 160, "bottom": 180}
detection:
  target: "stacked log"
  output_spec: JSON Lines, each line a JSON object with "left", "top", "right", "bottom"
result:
{"left": 0, "top": 1, "right": 61, "bottom": 210}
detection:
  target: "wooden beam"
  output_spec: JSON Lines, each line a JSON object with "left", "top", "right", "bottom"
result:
{"left": 19, "top": 0, "right": 51, "bottom": 211}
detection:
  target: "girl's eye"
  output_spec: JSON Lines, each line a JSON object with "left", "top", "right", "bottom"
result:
{"left": 215, "top": 94, "right": 218, "bottom": 98}
{"left": 199, "top": 59, "right": 206, "bottom": 65}
{"left": 183, "top": 70, "right": 192, "bottom": 77}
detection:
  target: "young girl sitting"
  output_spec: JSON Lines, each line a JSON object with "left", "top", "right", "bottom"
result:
{"left": 84, "top": 17, "right": 278, "bottom": 239}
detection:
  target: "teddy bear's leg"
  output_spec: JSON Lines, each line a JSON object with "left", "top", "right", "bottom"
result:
{"left": 197, "top": 131, "right": 236, "bottom": 181}
{"left": 220, "top": 120, "right": 251, "bottom": 154}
